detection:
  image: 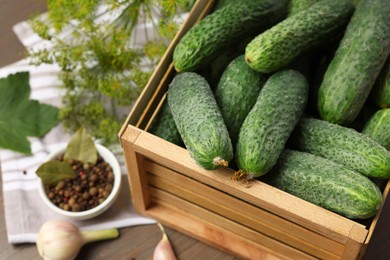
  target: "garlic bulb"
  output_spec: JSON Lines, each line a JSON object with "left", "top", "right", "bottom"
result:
{"left": 36, "top": 220, "right": 119, "bottom": 260}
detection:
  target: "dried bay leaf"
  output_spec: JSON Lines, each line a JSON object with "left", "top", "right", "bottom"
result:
{"left": 64, "top": 126, "right": 97, "bottom": 165}
{"left": 36, "top": 160, "right": 76, "bottom": 185}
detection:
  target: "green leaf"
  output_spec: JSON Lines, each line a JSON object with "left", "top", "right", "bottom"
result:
{"left": 0, "top": 72, "right": 60, "bottom": 154}
{"left": 35, "top": 102, "right": 61, "bottom": 137}
{"left": 64, "top": 126, "right": 97, "bottom": 164}
{"left": 0, "top": 123, "right": 31, "bottom": 154}
{"left": 36, "top": 160, "right": 76, "bottom": 185}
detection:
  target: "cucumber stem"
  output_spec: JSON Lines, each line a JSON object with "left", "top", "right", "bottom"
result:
{"left": 232, "top": 170, "right": 253, "bottom": 187}
{"left": 213, "top": 157, "right": 229, "bottom": 167}
{"left": 232, "top": 170, "right": 247, "bottom": 181}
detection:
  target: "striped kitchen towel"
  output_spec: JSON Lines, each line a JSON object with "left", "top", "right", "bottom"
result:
{"left": 0, "top": 16, "right": 156, "bottom": 244}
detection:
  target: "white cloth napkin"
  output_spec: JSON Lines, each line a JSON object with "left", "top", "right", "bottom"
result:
{"left": 0, "top": 16, "right": 157, "bottom": 244}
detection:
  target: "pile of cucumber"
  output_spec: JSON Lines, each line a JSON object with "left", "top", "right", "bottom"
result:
{"left": 149, "top": 0, "right": 390, "bottom": 219}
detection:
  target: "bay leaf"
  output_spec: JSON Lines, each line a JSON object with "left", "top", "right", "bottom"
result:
{"left": 36, "top": 160, "right": 76, "bottom": 185}
{"left": 64, "top": 126, "right": 98, "bottom": 164}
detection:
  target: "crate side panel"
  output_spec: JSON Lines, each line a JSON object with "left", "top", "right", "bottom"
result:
{"left": 149, "top": 187, "right": 318, "bottom": 260}
{"left": 145, "top": 162, "right": 344, "bottom": 259}
{"left": 132, "top": 130, "right": 367, "bottom": 243}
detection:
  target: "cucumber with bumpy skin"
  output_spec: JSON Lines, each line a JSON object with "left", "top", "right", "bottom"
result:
{"left": 235, "top": 70, "right": 308, "bottom": 179}
{"left": 288, "top": 0, "right": 319, "bottom": 16}
{"left": 370, "top": 56, "right": 390, "bottom": 108}
{"left": 215, "top": 55, "right": 267, "bottom": 147}
{"left": 362, "top": 109, "right": 390, "bottom": 150}
{"left": 173, "top": 0, "right": 288, "bottom": 72}
{"left": 318, "top": 0, "right": 390, "bottom": 125}
{"left": 245, "top": 0, "right": 354, "bottom": 73}
{"left": 213, "top": 0, "right": 235, "bottom": 11}
{"left": 149, "top": 100, "right": 183, "bottom": 146}
{"left": 290, "top": 117, "right": 390, "bottom": 179}
{"left": 265, "top": 149, "right": 383, "bottom": 219}
{"left": 167, "top": 72, "right": 233, "bottom": 170}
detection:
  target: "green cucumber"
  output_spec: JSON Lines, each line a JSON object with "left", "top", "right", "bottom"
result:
{"left": 173, "top": 0, "right": 288, "bottom": 72}
{"left": 370, "top": 56, "right": 390, "bottom": 108}
{"left": 362, "top": 109, "right": 390, "bottom": 150}
{"left": 206, "top": 46, "right": 242, "bottom": 89}
{"left": 213, "top": 0, "right": 235, "bottom": 11}
{"left": 245, "top": 0, "right": 354, "bottom": 73}
{"left": 149, "top": 100, "right": 183, "bottom": 146}
{"left": 235, "top": 70, "right": 308, "bottom": 179}
{"left": 288, "top": 0, "right": 319, "bottom": 16}
{"left": 265, "top": 149, "right": 383, "bottom": 219}
{"left": 318, "top": 0, "right": 390, "bottom": 125}
{"left": 351, "top": 0, "right": 362, "bottom": 7}
{"left": 348, "top": 105, "right": 377, "bottom": 132}
{"left": 285, "top": 0, "right": 319, "bottom": 91}
{"left": 215, "top": 55, "right": 267, "bottom": 147}
{"left": 167, "top": 72, "right": 233, "bottom": 170}
{"left": 289, "top": 117, "right": 390, "bottom": 179}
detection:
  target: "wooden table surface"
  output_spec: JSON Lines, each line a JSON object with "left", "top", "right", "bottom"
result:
{"left": 0, "top": 1, "right": 389, "bottom": 259}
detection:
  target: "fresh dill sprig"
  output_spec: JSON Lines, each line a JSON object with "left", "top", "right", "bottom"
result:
{"left": 28, "top": 0, "right": 194, "bottom": 145}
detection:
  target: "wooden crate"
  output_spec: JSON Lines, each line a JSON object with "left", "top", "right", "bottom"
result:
{"left": 119, "top": 1, "right": 389, "bottom": 259}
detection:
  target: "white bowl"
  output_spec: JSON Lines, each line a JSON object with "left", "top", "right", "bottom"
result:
{"left": 38, "top": 143, "right": 121, "bottom": 220}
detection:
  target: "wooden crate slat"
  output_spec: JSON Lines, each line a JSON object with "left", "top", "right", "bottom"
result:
{"left": 135, "top": 64, "right": 174, "bottom": 130}
{"left": 145, "top": 162, "right": 344, "bottom": 259}
{"left": 144, "top": 93, "right": 167, "bottom": 132}
{"left": 149, "top": 187, "right": 318, "bottom": 260}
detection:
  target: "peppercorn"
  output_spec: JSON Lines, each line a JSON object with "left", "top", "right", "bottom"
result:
{"left": 89, "top": 187, "right": 98, "bottom": 196}
{"left": 56, "top": 181, "right": 65, "bottom": 190}
{"left": 68, "top": 197, "right": 76, "bottom": 206}
{"left": 90, "top": 174, "right": 98, "bottom": 182}
{"left": 48, "top": 192, "right": 55, "bottom": 199}
{"left": 72, "top": 203, "right": 80, "bottom": 212}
